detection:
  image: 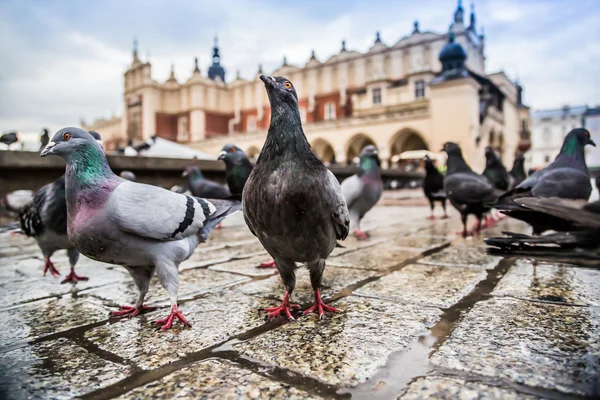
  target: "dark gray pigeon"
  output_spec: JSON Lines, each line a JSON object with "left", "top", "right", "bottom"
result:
{"left": 341, "top": 145, "right": 383, "bottom": 239}
{"left": 243, "top": 75, "right": 349, "bottom": 320}
{"left": 508, "top": 152, "right": 526, "bottom": 189}
{"left": 217, "top": 144, "right": 254, "bottom": 199}
{"left": 183, "top": 166, "right": 231, "bottom": 199}
{"left": 119, "top": 170, "right": 137, "bottom": 182}
{"left": 0, "top": 132, "right": 18, "bottom": 148}
{"left": 442, "top": 142, "right": 502, "bottom": 237}
{"left": 17, "top": 131, "right": 104, "bottom": 283}
{"left": 482, "top": 146, "right": 510, "bottom": 191}
{"left": 494, "top": 128, "right": 595, "bottom": 234}
{"left": 422, "top": 155, "right": 448, "bottom": 220}
{"left": 40, "top": 127, "right": 241, "bottom": 330}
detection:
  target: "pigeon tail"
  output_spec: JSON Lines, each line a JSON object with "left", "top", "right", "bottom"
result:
{"left": 197, "top": 199, "right": 242, "bottom": 241}
{"left": 0, "top": 221, "right": 20, "bottom": 234}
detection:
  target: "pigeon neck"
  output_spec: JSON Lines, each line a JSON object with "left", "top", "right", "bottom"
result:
{"left": 358, "top": 157, "right": 381, "bottom": 177}
{"left": 510, "top": 159, "right": 525, "bottom": 178}
{"left": 555, "top": 137, "right": 586, "bottom": 169}
{"left": 189, "top": 170, "right": 203, "bottom": 182}
{"left": 260, "top": 104, "right": 312, "bottom": 161}
{"left": 65, "top": 145, "right": 113, "bottom": 188}
{"left": 446, "top": 152, "right": 473, "bottom": 175}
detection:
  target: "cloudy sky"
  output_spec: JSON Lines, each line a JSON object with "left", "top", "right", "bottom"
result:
{"left": 1, "top": 0, "right": 599, "bottom": 133}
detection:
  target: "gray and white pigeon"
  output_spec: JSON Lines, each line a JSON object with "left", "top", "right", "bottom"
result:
{"left": 494, "top": 128, "right": 595, "bottom": 234}
{"left": 442, "top": 142, "right": 502, "bottom": 237}
{"left": 243, "top": 75, "right": 349, "bottom": 320}
{"left": 40, "top": 127, "right": 241, "bottom": 330}
{"left": 341, "top": 145, "right": 383, "bottom": 239}
{"left": 17, "top": 131, "right": 104, "bottom": 283}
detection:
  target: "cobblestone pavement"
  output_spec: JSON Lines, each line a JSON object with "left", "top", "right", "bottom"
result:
{"left": 0, "top": 195, "right": 599, "bottom": 399}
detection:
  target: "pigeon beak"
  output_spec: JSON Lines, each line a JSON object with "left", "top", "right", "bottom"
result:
{"left": 588, "top": 139, "right": 596, "bottom": 147}
{"left": 259, "top": 74, "right": 274, "bottom": 87}
{"left": 182, "top": 171, "right": 189, "bottom": 178}
{"left": 40, "top": 141, "right": 56, "bottom": 157}
{"left": 217, "top": 151, "right": 227, "bottom": 161}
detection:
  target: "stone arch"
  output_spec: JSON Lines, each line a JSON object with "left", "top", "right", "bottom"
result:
{"left": 246, "top": 145, "right": 261, "bottom": 161}
{"left": 389, "top": 129, "right": 429, "bottom": 161}
{"left": 345, "top": 133, "right": 377, "bottom": 165}
{"left": 311, "top": 138, "right": 336, "bottom": 165}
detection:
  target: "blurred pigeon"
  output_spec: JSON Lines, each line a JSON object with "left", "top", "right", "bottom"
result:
{"left": 422, "top": 155, "right": 448, "bottom": 220}
{"left": 482, "top": 146, "right": 510, "bottom": 191}
{"left": 486, "top": 198, "right": 600, "bottom": 265}
{"left": 508, "top": 152, "right": 526, "bottom": 189}
{"left": 40, "top": 128, "right": 50, "bottom": 151}
{"left": 40, "top": 127, "right": 241, "bottom": 329}
{"left": 182, "top": 166, "right": 231, "bottom": 199}
{"left": 124, "top": 139, "right": 137, "bottom": 156}
{"left": 15, "top": 131, "right": 103, "bottom": 283}
{"left": 218, "top": 144, "right": 253, "bottom": 198}
{"left": 3, "top": 190, "right": 34, "bottom": 215}
{"left": 442, "top": 142, "right": 501, "bottom": 237}
{"left": 243, "top": 75, "right": 349, "bottom": 320}
{"left": 170, "top": 185, "right": 191, "bottom": 195}
{"left": 119, "top": 170, "right": 136, "bottom": 182}
{"left": 341, "top": 145, "right": 383, "bottom": 239}
{"left": 133, "top": 136, "right": 156, "bottom": 153}
{"left": 0, "top": 132, "right": 18, "bottom": 148}
{"left": 494, "top": 128, "right": 595, "bottom": 234}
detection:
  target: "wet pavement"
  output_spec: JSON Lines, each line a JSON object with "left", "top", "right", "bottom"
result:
{"left": 0, "top": 194, "right": 599, "bottom": 399}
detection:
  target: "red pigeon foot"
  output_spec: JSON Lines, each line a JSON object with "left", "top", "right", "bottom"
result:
{"left": 426, "top": 215, "right": 436, "bottom": 220}
{"left": 61, "top": 269, "right": 89, "bottom": 284}
{"left": 43, "top": 258, "right": 60, "bottom": 277}
{"left": 257, "top": 259, "right": 276, "bottom": 269}
{"left": 353, "top": 229, "right": 369, "bottom": 240}
{"left": 303, "top": 289, "right": 341, "bottom": 319}
{"left": 215, "top": 222, "right": 223, "bottom": 229}
{"left": 155, "top": 305, "right": 190, "bottom": 330}
{"left": 110, "top": 305, "right": 156, "bottom": 318}
{"left": 441, "top": 214, "right": 449, "bottom": 219}
{"left": 264, "top": 292, "right": 300, "bottom": 321}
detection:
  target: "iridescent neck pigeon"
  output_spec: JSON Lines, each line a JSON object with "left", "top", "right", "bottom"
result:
{"left": 243, "top": 75, "right": 349, "bottom": 320}
{"left": 341, "top": 145, "right": 383, "bottom": 239}
{"left": 218, "top": 144, "right": 253, "bottom": 199}
{"left": 40, "top": 127, "right": 241, "bottom": 330}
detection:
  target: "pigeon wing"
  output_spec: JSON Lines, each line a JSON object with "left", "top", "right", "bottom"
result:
{"left": 327, "top": 170, "right": 350, "bottom": 240}
{"left": 445, "top": 173, "right": 497, "bottom": 204}
{"left": 107, "top": 181, "right": 217, "bottom": 241}
{"left": 530, "top": 167, "right": 592, "bottom": 199}
{"left": 341, "top": 174, "right": 363, "bottom": 210}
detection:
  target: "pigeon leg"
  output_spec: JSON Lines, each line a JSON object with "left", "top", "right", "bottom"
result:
{"left": 353, "top": 229, "right": 370, "bottom": 240}
{"left": 61, "top": 248, "right": 88, "bottom": 284}
{"left": 154, "top": 263, "right": 190, "bottom": 330}
{"left": 264, "top": 259, "right": 299, "bottom": 321}
{"left": 43, "top": 256, "right": 61, "bottom": 277}
{"left": 427, "top": 200, "right": 436, "bottom": 220}
{"left": 111, "top": 266, "right": 156, "bottom": 318}
{"left": 304, "top": 260, "right": 342, "bottom": 319}
{"left": 257, "top": 259, "right": 277, "bottom": 269}
{"left": 441, "top": 200, "right": 449, "bottom": 219}
{"left": 458, "top": 213, "right": 472, "bottom": 237}
{"left": 215, "top": 222, "right": 223, "bottom": 229}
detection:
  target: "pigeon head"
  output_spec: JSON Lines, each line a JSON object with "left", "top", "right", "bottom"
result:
{"left": 558, "top": 128, "right": 595, "bottom": 160}
{"left": 218, "top": 144, "right": 249, "bottom": 166}
{"left": 41, "top": 127, "right": 104, "bottom": 159}
{"left": 423, "top": 155, "right": 436, "bottom": 169}
{"left": 182, "top": 166, "right": 202, "bottom": 178}
{"left": 442, "top": 142, "right": 462, "bottom": 157}
{"left": 358, "top": 145, "right": 381, "bottom": 170}
{"left": 259, "top": 75, "right": 298, "bottom": 106}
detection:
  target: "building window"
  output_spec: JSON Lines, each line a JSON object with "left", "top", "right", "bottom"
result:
{"left": 247, "top": 116, "right": 257, "bottom": 132}
{"left": 299, "top": 107, "right": 307, "bottom": 123}
{"left": 415, "top": 80, "right": 425, "bottom": 98}
{"left": 544, "top": 154, "right": 550, "bottom": 163}
{"left": 325, "top": 102, "right": 336, "bottom": 120}
{"left": 521, "top": 119, "right": 527, "bottom": 131}
{"left": 372, "top": 88, "right": 382, "bottom": 105}
{"left": 177, "top": 116, "right": 189, "bottom": 142}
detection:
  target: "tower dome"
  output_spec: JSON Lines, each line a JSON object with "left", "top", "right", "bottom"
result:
{"left": 207, "top": 37, "right": 226, "bottom": 82}
{"left": 439, "top": 31, "right": 467, "bottom": 71}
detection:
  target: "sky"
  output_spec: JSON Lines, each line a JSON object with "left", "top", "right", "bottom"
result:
{"left": 0, "top": 0, "right": 599, "bottom": 134}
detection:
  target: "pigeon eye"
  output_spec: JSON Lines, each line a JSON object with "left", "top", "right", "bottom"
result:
{"left": 229, "top": 147, "right": 236, "bottom": 153}
{"left": 284, "top": 81, "right": 292, "bottom": 89}
{"left": 62, "top": 133, "right": 71, "bottom": 141}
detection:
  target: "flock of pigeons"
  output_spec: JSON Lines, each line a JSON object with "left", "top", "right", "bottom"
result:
{"left": 2, "top": 74, "right": 598, "bottom": 330}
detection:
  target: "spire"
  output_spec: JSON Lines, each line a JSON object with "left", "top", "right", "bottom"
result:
{"left": 468, "top": 2, "right": 476, "bottom": 31}
{"left": 193, "top": 57, "right": 200, "bottom": 73}
{"left": 132, "top": 38, "right": 141, "bottom": 63}
{"left": 375, "top": 31, "right": 382, "bottom": 43}
{"left": 341, "top": 40, "right": 346, "bottom": 51}
{"left": 236, "top": 69, "right": 241, "bottom": 79}
{"left": 282, "top": 55, "right": 288, "bottom": 66}
{"left": 310, "top": 49, "right": 316, "bottom": 60}
{"left": 413, "top": 20, "right": 420, "bottom": 34}
{"left": 258, "top": 64, "right": 263, "bottom": 74}
{"left": 208, "top": 36, "right": 226, "bottom": 81}
{"left": 454, "top": 0, "right": 464, "bottom": 25}
{"left": 168, "top": 63, "right": 176, "bottom": 81}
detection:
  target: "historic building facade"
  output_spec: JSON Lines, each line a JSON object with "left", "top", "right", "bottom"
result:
{"left": 84, "top": 1, "right": 531, "bottom": 171}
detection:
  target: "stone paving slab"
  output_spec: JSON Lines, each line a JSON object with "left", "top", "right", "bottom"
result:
{"left": 493, "top": 258, "right": 600, "bottom": 306}
{"left": 355, "top": 263, "right": 487, "bottom": 308}
{"left": 208, "top": 255, "right": 279, "bottom": 277}
{"left": 236, "top": 296, "right": 441, "bottom": 388}
{"left": 0, "top": 337, "right": 131, "bottom": 400}
{"left": 330, "top": 241, "right": 421, "bottom": 271}
{"left": 418, "top": 244, "right": 502, "bottom": 270}
{"left": 85, "top": 291, "right": 269, "bottom": 369}
{"left": 117, "top": 359, "right": 322, "bottom": 400}
{"left": 430, "top": 297, "right": 600, "bottom": 397}
{"left": 399, "top": 375, "right": 543, "bottom": 400}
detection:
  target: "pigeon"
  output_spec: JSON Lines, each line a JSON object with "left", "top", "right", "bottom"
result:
{"left": 493, "top": 128, "right": 595, "bottom": 234}
{"left": 119, "top": 170, "right": 136, "bottom": 182}
{"left": 182, "top": 166, "right": 231, "bottom": 199}
{"left": 485, "top": 198, "right": 600, "bottom": 266}
{"left": 422, "top": 155, "right": 448, "bottom": 220}
{"left": 243, "top": 75, "right": 349, "bottom": 320}
{"left": 217, "top": 144, "right": 254, "bottom": 198}
{"left": 16, "top": 131, "right": 103, "bottom": 283}
{"left": 341, "top": 145, "right": 383, "bottom": 239}
{"left": 442, "top": 142, "right": 501, "bottom": 237}
{"left": 124, "top": 139, "right": 138, "bottom": 156}
{"left": 40, "top": 127, "right": 241, "bottom": 330}
{"left": 40, "top": 128, "right": 50, "bottom": 151}
{"left": 0, "top": 132, "right": 18, "bottom": 148}
{"left": 508, "top": 152, "right": 526, "bottom": 189}
{"left": 482, "top": 146, "right": 510, "bottom": 191}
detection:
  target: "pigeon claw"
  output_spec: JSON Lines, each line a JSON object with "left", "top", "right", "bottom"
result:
{"left": 215, "top": 222, "right": 223, "bottom": 229}
{"left": 441, "top": 214, "right": 449, "bottom": 219}
{"left": 257, "top": 259, "right": 277, "bottom": 269}
{"left": 353, "top": 229, "right": 370, "bottom": 240}
{"left": 43, "top": 258, "right": 60, "bottom": 277}
{"left": 264, "top": 292, "right": 299, "bottom": 321}
{"left": 155, "top": 305, "right": 190, "bottom": 330}
{"left": 61, "top": 270, "right": 89, "bottom": 284}
{"left": 426, "top": 215, "right": 436, "bottom": 220}
{"left": 110, "top": 305, "right": 155, "bottom": 318}
{"left": 303, "top": 289, "right": 341, "bottom": 319}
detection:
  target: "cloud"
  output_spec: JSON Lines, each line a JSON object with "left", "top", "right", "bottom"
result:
{"left": 0, "top": 0, "right": 598, "bottom": 133}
